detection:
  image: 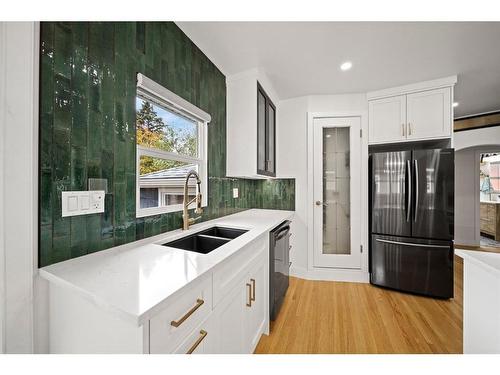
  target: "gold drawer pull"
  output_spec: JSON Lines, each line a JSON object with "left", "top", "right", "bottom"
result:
{"left": 186, "top": 330, "right": 207, "bottom": 354}
{"left": 170, "top": 299, "right": 204, "bottom": 327}
{"left": 246, "top": 283, "right": 252, "bottom": 307}
{"left": 250, "top": 278, "right": 256, "bottom": 302}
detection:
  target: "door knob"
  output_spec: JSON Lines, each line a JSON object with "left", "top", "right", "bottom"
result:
{"left": 315, "top": 201, "right": 321, "bottom": 206}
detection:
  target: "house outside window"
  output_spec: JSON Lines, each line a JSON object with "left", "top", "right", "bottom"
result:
{"left": 136, "top": 74, "right": 210, "bottom": 218}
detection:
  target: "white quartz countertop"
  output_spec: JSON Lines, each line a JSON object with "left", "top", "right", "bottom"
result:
{"left": 455, "top": 249, "right": 500, "bottom": 277}
{"left": 39, "top": 209, "right": 294, "bottom": 326}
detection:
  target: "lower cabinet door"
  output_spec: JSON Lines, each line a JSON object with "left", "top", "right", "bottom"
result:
{"left": 211, "top": 281, "right": 247, "bottom": 353}
{"left": 244, "top": 257, "right": 267, "bottom": 353}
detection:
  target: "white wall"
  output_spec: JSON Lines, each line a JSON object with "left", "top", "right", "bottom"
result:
{"left": 277, "top": 94, "right": 368, "bottom": 279}
{"left": 455, "top": 143, "right": 500, "bottom": 247}
{"left": 0, "top": 22, "right": 40, "bottom": 353}
{"left": 454, "top": 126, "right": 500, "bottom": 246}
{"left": 455, "top": 148, "right": 479, "bottom": 246}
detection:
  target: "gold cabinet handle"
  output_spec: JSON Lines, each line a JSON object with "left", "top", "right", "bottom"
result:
{"left": 408, "top": 123, "right": 412, "bottom": 135}
{"left": 186, "top": 330, "right": 207, "bottom": 354}
{"left": 170, "top": 298, "right": 204, "bottom": 327}
{"left": 246, "top": 283, "right": 252, "bottom": 307}
{"left": 402, "top": 123, "right": 405, "bottom": 136}
{"left": 250, "top": 278, "right": 256, "bottom": 302}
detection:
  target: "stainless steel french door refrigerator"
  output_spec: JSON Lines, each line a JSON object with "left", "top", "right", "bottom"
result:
{"left": 370, "top": 148, "right": 454, "bottom": 298}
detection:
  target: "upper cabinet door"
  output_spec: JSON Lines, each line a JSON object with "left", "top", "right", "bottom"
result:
{"left": 257, "top": 89, "right": 267, "bottom": 173}
{"left": 267, "top": 102, "right": 276, "bottom": 175}
{"left": 406, "top": 87, "right": 451, "bottom": 140}
{"left": 368, "top": 95, "right": 406, "bottom": 144}
{"left": 257, "top": 83, "right": 276, "bottom": 177}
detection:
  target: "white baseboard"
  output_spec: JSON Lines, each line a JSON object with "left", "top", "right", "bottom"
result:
{"left": 290, "top": 265, "right": 369, "bottom": 283}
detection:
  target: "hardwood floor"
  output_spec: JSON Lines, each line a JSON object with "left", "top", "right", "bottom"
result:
{"left": 255, "top": 257, "right": 463, "bottom": 354}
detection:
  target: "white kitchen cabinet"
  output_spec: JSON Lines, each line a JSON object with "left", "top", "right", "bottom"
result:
{"left": 456, "top": 250, "right": 500, "bottom": 353}
{"left": 149, "top": 273, "right": 213, "bottom": 354}
{"left": 44, "top": 227, "right": 273, "bottom": 354}
{"left": 406, "top": 87, "right": 452, "bottom": 140}
{"left": 211, "top": 246, "right": 268, "bottom": 354}
{"left": 41, "top": 211, "right": 295, "bottom": 354}
{"left": 368, "top": 95, "right": 406, "bottom": 144}
{"left": 226, "top": 68, "right": 279, "bottom": 178}
{"left": 367, "top": 76, "right": 456, "bottom": 145}
{"left": 172, "top": 315, "right": 216, "bottom": 354}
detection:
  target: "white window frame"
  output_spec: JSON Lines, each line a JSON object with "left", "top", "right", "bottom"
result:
{"left": 136, "top": 73, "right": 210, "bottom": 218}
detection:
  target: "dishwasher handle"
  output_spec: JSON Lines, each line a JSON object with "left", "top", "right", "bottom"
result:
{"left": 275, "top": 225, "right": 290, "bottom": 240}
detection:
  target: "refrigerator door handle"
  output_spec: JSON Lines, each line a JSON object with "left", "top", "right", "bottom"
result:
{"left": 375, "top": 238, "right": 450, "bottom": 249}
{"left": 414, "top": 159, "right": 419, "bottom": 223}
{"left": 406, "top": 160, "right": 412, "bottom": 222}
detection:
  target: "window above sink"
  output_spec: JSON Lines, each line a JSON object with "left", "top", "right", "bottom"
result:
{"left": 135, "top": 73, "right": 211, "bottom": 218}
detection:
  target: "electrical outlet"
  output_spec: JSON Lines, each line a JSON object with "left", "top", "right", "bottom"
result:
{"left": 232, "top": 188, "right": 239, "bottom": 198}
{"left": 62, "top": 191, "right": 105, "bottom": 217}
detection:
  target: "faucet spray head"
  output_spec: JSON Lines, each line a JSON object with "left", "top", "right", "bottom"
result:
{"left": 195, "top": 193, "right": 203, "bottom": 214}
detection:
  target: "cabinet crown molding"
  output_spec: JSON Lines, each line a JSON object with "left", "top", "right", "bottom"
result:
{"left": 367, "top": 75, "right": 457, "bottom": 100}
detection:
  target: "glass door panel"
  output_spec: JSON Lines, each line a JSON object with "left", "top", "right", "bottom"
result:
{"left": 313, "top": 117, "right": 361, "bottom": 269}
{"left": 323, "top": 127, "right": 351, "bottom": 255}
{"left": 267, "top": 104, "right": 276, "bottom": 174}
{"left": 257, "top": 90, "right": 266, "bottom": 172}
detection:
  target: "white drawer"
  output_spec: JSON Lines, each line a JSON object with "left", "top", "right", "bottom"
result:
{"left": 213, "top": 234, "right": 267, "bottom": 307}
{"left": 149, "top": 273, "right": 213, "bottom": 354}
{"left": 172, "top": 314, "right": 215, "bottom": 354}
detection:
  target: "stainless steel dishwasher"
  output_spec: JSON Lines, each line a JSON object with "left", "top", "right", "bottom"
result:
{"left": 269, "top": 220, "right": 291, "bottom": 321}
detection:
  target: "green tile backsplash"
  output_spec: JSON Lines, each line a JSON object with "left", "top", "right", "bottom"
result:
{"left": 39, "top": 22, "right": 295, "bottom": 267}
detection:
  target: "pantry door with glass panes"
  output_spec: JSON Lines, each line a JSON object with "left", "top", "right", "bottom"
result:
{"left": 313, "top": 117, "right": 362, "bottom": 269}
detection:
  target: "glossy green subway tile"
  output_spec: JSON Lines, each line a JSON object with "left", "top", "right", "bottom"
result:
{"left": 51, "top": 234, "right": 71, "bottom": 265}
{"left": 54, "top": 74, "right": 72, "bottom": 132}
{"left": 102, "top": 193, "right": 114, "bottom": 239}
{"left": 39, "top": 113, "right": 53, "bottom": 171}
{"left": 136, "top": 22, "right": 146, "bottom": 54}
{"left": 113, "top": 139, "right": 126, "bottom": 184}
{"left": 87, "top": 110, "right": 103, "bottom": 160}
{"left": 86, "top": 214, "right": 102, "bottom": 253}
{"left": 40, "top": 169, "right": 53, "bottom": 226}
{"left": 39, "top": 225, "right": 53, "bottom": 267}
{"left": 39, "top": 22, "right": 295, "bottom": 267}
{"left": 113, "top": 182, "right": 126, "bottom": 225}
{"left": 53, "top": 23, "right": 72, "bottom": 79}
{"left": 53, "top": 128, "right": 71, "bottom": 183}
{"left": 135, "top": 217, "right": 145, "bottom": 240}
{"left": 70, "top": 146, "right": 86, "bottom": 190}
{"left": 101, "top": 149, "right": 114, "bottom": 191}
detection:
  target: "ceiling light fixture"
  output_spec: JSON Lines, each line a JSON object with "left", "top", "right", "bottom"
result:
{"left": 453, "top": 102, "right": 459, "bottom": 108}
{"left": 340, "top": 61, "right": 352, "bottom": 71}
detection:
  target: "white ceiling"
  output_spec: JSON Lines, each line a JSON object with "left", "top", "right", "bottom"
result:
{"left": 177, "top": 22, "right": 500, "bottom": 118}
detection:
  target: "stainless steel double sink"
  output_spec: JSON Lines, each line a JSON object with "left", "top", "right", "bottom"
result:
{"left": 162, "top": 226, "right": 248, "bottom": 254}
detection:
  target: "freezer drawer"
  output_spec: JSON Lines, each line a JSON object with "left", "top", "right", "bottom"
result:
{"left": 370, "top": 234, "right": 454, "bottom": 298}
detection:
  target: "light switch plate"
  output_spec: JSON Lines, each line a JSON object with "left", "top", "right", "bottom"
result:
{"left": 62, "top": 191, "right": 105, "bottom": 217}
{"left": 232, "top": 188, "right": 239, "bottom": 198}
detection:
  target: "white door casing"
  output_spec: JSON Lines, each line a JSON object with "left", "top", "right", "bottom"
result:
{"left": 312, "top": 117, "right": 362, "bottom": 269}
{"left": 0, "top": 21, "right": 39, "bottom": 353}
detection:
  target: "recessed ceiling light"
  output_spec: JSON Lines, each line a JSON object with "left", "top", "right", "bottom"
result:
{"left": 453, "top": 102, "right": 459, "bottom": 108}
{"left": 340, "top": 61, "right": 352, "bottom": 71}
